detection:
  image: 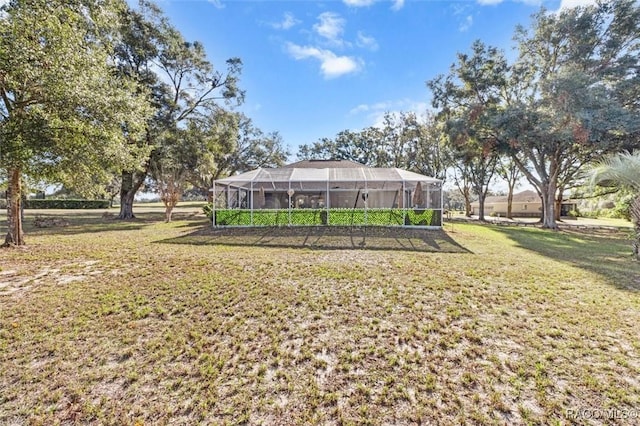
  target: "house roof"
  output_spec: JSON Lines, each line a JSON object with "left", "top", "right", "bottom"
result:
{"left": 484, "top": 190, "right": 541, "bottom": 204}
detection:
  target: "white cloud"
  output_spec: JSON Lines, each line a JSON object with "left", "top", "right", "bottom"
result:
{"left": 356, "top": 31, "right": 379, "bottom": 51}
{"left": 558, "top": 0, "right": 598, "bottom": 10}
{"left": 286, "top": 43, "right": 362, "bottom": 79}
{"left": 207, "top": 0, "right": 225, "bottom": 9}
{"left": 349, "top": 99, "right": 430, "bottom": 127}
{"left": 391, "top": 0, "right": 405, "bottom": 11}
{"left": 271, "top": 12, "right": 301, "bottom": 30}
{"left": 451, "top": 4, "right": 473, "bottom": 32}
{"left": 477, "top": 0, "right": 503, "bottom": 5}
{"left": 343, "top": 0, "right": 377, "bottom": 7}
{"left": 349, "top": 101, "right": 393, "bottom": 115}
{"left": 459, "top": 15, "right": 473, "bottom": 32}
{"left": 313, "top": 12, "right": 346, "bottom": 45}
{"left": 350, "top": 104, "right": 371, "bottom": 115}
{"left": 343, "top": 0, "right": 405, "bottom": 10}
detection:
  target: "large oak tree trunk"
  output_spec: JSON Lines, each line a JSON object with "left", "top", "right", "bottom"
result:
{"left": 4, "top": 168, "right": 25, "bottom": 246}
{"left": 506, "top": 190, "right": 514, "bottom": 219}
{"left": 463, "top": 187, "right": 472, "bottom": 217}
{"left": 555, "top": 188, "right": 564, "bottom": 221}
{"left": 477, "top": 195, "right": 486, "bottom": 221}
{"left": 117, "top": 170, "right": 146, "bottom": 220}
{"left": 541, "top": 181, "right": 558, "bottom": 229}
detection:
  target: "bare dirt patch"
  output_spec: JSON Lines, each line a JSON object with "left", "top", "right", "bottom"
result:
{"left": 33, "top": 215, "right": 70, "bottom": 228}
{"left": 0, "top": 260, "right": 102, "bottom": 295}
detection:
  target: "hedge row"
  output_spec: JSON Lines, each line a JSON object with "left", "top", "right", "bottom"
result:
{"left": 205, "top": 207, "right": 441, "bottom": 227}
{"left": 23, "top": 199, "right": 111, "bottom": 209}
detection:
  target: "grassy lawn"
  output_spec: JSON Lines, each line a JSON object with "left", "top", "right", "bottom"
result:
{"left": 1, "top": 211, "right": 639, "bottom": 425}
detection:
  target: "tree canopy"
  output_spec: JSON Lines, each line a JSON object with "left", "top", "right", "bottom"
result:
{"left": 3, "top": 0, "right": 639, "bottom": 240}
{"left": 428, "top": 41, "right": 506, "bottom": 221}
{"left": 297, "top": 111, "right": 450, "bottom": 179}
{"left": 113, "top": 0, "right": 244, "bottom": 219}
{"left": 501, "top": 0, "right": 640, "bottom": 227}
{"left": 0, "top": 0, "right": 151, "bottom": 245}
{"left": 427, "top": 0, "right": 640, "bottom": 227}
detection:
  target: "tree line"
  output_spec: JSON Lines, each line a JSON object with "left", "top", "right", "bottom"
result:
{"left": 298, "top": 0, "right": 640, "bottom": 229}
{"left": 2, "top": 0, "right": 639, "bottom": 246}
{"left": 0, "top": 0, "right": 288, "bottom": 245}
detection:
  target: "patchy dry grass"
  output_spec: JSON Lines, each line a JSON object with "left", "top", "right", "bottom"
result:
{"left": 1, "top": 211, "right": 639, "bottom": 425}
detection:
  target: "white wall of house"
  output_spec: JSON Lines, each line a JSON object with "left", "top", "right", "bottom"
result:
{"left": 471, "top": 201, "right": 542, "bottom": 217}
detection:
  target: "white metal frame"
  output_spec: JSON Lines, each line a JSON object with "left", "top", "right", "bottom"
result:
{"left": 211, "top": 167, "right": 443, "bottom": 229}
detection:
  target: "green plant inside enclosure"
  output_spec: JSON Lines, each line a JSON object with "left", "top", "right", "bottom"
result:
{"left": 207, "top": 207, "right": 441, "bottom": 226}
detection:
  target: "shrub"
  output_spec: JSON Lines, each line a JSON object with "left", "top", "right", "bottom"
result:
{"left": 24, "top": 199, "right": 110, "bottom": 209}
{"left": 207, "top": 207, "right": 441, "bottom": 226}
{"left": 203, "top": 203, "right": 213, "bottom": 219}
{"left": 581, "top": 209, "right": 600, "bottom": 218}
{"left": 610, "top": 196, "right": 633, "bottom": 221}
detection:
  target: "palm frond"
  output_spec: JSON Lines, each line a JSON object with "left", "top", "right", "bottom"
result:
{"left": 590, "top": 151, "right": 640, "bottom": 191}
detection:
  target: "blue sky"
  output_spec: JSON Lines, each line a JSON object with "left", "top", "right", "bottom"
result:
{"left": 158, "top": 0, "right": 594, "bottom": 157}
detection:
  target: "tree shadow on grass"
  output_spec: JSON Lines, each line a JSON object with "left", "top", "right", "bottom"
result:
{"left": 0, "top": 212, "right": 164, "bottom": 238}
{"left": 157, "top": 225, "right": 472, "bottom": 253}
{"left": 491, "top": 225, "right": 640, "bottom": 291}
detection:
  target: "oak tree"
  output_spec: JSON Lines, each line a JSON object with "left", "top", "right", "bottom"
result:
{"left": 500, "top": 0, "right": 640, "bottom": 228}
{"left": 114, "top": 1, "right": 243, "bottom": 219}
{"left": 0, "top": 0, "right": 150, "bottom": 245}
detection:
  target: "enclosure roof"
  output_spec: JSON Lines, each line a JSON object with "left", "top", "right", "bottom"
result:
{"left": 215, "top": 167, "right": 441, "bottom": 184}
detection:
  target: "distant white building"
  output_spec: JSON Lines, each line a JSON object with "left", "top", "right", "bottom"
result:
{"left": 471, "top": 190, "right": 578, "bottom": 218}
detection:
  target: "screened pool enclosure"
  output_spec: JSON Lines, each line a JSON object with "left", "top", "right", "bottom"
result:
{"left": 211, "top": 162, "right": 443, "bottom": 228}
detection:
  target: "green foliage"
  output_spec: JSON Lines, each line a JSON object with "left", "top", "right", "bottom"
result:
{"left": 0, "top": 0, "right": 151, "bottom": 181}
{"left": 590, "top": 151, "right": 640, "bottom": 258}
{"left": 113, "top": 2, "right": 245, "bottom": 218}
{"left": 206, "top": 207, "right": 440, "bottom": 227}
{"left": 210, "top": 113, "right": 289, "bottom": 181}
{"left": 24, "top": 199, "right": 111, "bottom": 209}
{"left": 425, "top": 0, "right": 640, "bottom": 229}
{"left": 611, "top": 196, "right": 633, "bottom": 221}
{"left": 590, "top": 151, "right": 640, "bottom": 193}
{"left": 202, "top": 202, "right": 213, "bottom": 219}
{"left": 297, "top": 112, "right": 450, "bottom": 179}
{"left": 1, "top": 0, "right": 152, "bottom": 243}
{"left": 502, "top": 1, "right": 640, "bottom": 227}
{"left": 567, "top": 209, "right": 580, "bottom": 218}
{"left": 428, "top": 41, "right": 506, "bottom": 221}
